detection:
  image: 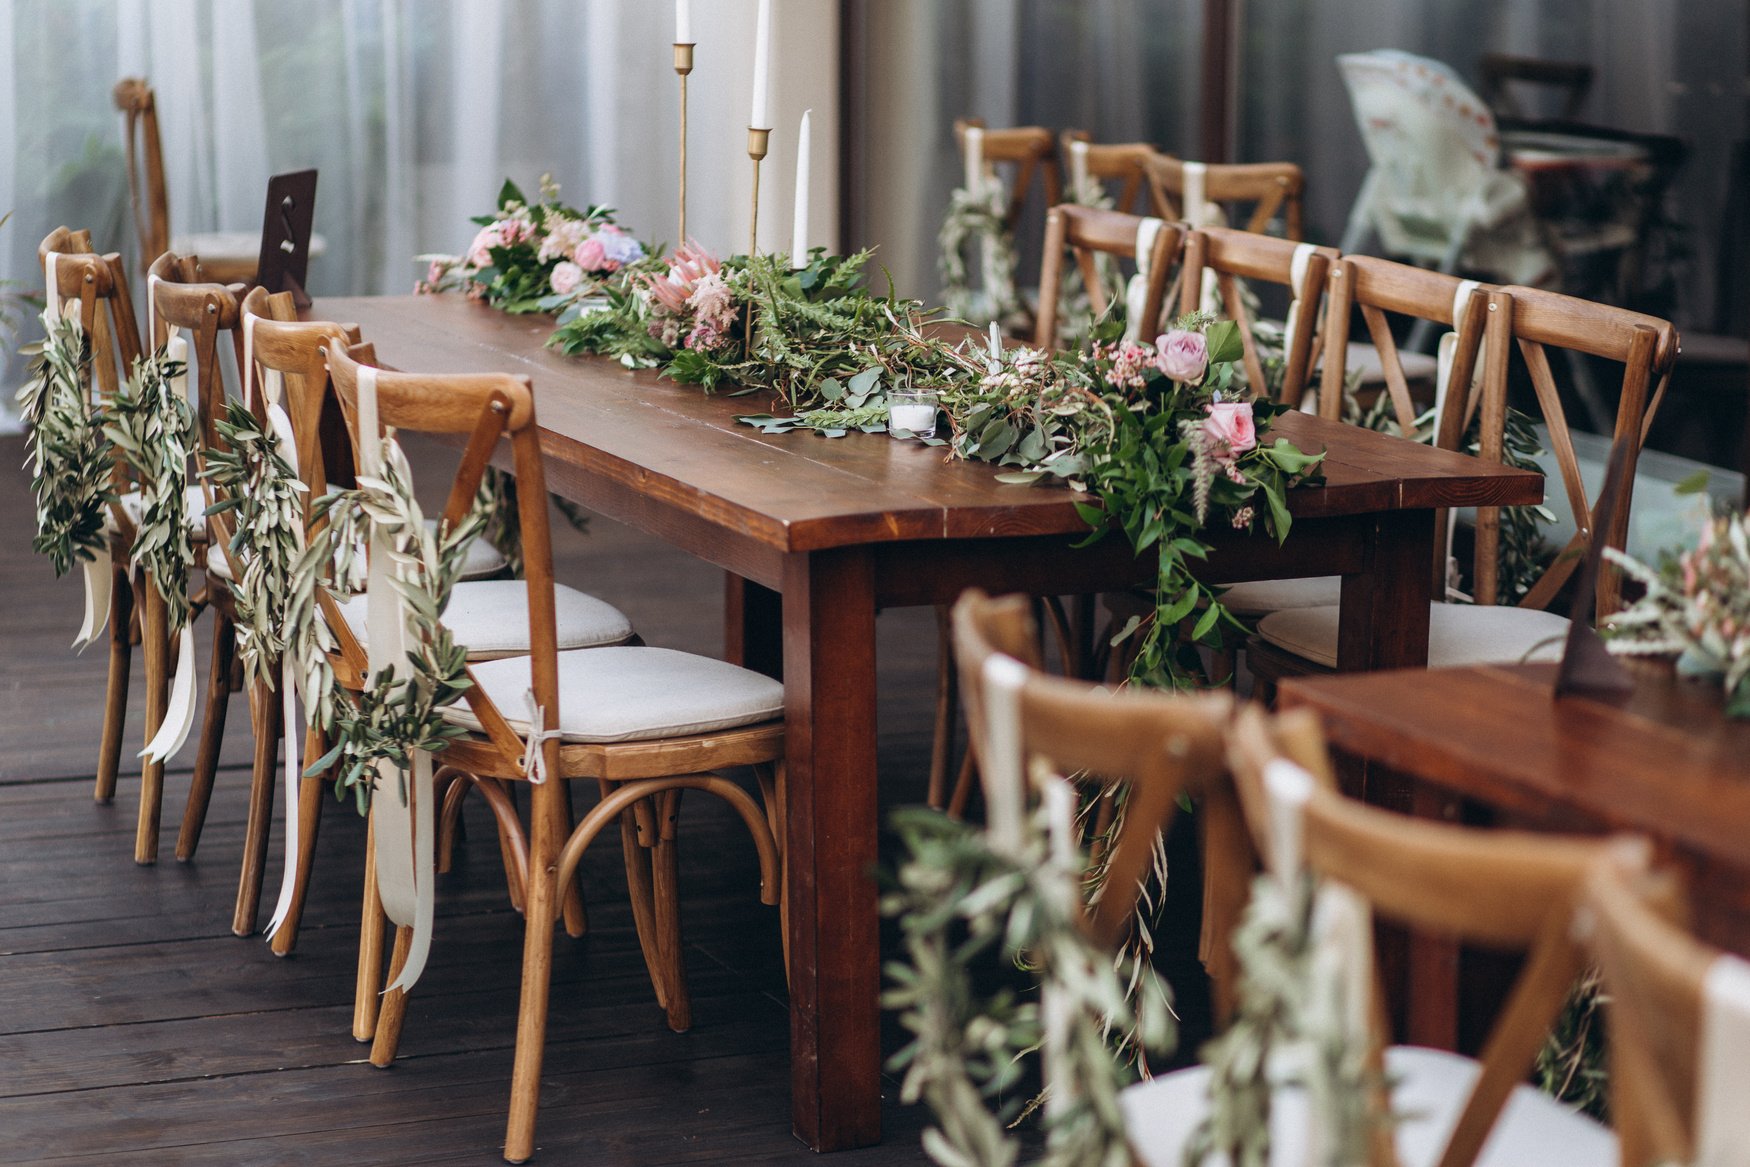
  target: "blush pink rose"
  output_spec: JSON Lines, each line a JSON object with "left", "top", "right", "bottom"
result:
{"left": 550, "top": 260, "right": 585, "bottom": 296}
{"left": 1154, "top": 329, "right": 1208, "bottom": 383}
{"left": 466, "top": 223, "right": 502, "bottom": 267}
{"left": 1203, "top": 401, "right": 1257, "bottom": 463}
{"left": 573, "top": 236, "right": 609, "bottom": 272}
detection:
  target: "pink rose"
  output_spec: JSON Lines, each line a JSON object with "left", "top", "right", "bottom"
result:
{"left": 1154, "top": 329, "right": 1208, "bottom": 383}
{"left": 466, "top": 223, "right": 502, "bottom": 267}
{"left": 1203, "top": 401, "right": 1256, "bottom": 463}
{"left": 573, "top": 236, "right": 609, "bottom": 272}
{"left": 550, "top": 260, "right": 584, "bottom": 296}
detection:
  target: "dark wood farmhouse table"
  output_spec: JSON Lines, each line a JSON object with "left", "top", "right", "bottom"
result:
{"left": 1280, "top": 660, "right": 1750, "bottom": 1051}
{"left": 317, "top": 294, "right": 1542, "bottom": 1152}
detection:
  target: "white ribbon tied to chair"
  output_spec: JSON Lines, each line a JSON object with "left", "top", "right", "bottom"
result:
{"left": 259, "top": 349, "right": 308, "bottom": 941}
{"left": 1121, "top": 216, "right": 1166, "bottom": 343}
{"left": 519, "top": 689, "right": 563, "bottom": 786}
{"left": 979, "top": 653, "right": 1029, "bottom": 855}
{"left": 1183, "top": 161, "right": 1224, "bottom": 313}
{"left": 357, "top": 366, "right": 437, "bottom": 993}
{"left": 139, "top": 309, "right": 199, "bottom": 765}
{"left": 1698, "top": 954, "right": 1750, "bottom": 1167}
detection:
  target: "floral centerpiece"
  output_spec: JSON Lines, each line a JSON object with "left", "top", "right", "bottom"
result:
{"left": 418, "top": 176, "right": 649, "bottom": 315}
{"left": 1606, "top": 508, "right": 1750, "bottom": 716}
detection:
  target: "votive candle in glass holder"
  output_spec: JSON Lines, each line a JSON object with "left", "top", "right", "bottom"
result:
{"left": 888, "top": 389, "right": 940, "bottom": 438}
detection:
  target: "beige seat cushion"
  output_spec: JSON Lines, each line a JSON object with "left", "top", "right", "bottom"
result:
{"left": 1342, "top": 338, "right": 1439, "bottom": 387}
{"left": 1220, "top": 575, "right": 1341, "bottom": 616}
{"left": 444, "top": 646, "right": 784, "bottom": 744}
{"left": 1121, "top": 1045, "right": 1614, "bottom": 1167}
{"left": 1256, "top": 602, "right": 1570, "bottom": 669}
{"left": 104, "top": 484, "right": 210, "bottom": 535}
{"left": 333, "top": 580, "right": 632, "bottom": 661}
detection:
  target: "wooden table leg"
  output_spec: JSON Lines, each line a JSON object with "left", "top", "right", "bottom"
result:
{"left": 1336, "top": 509, "right": 1458, "bottom": 1048}
{"left": 726, "top": 573, "right": 783, "bottom": 680}
{"left": 783, "top": 548, "right": 881, "bottom": 1151}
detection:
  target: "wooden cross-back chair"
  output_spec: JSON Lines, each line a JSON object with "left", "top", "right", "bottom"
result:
{"left": 1478, "top": 53, "right": 1594, "bottom": 122}
{"left": 36, "top": 228, "right": 175, "bottom": 855}
{"left": 113, "top": 78, "right": 259, "bottom": 284}
{"left": 949, "top": 590, "right": 1244, "bottom": 1015}
{"left": 1250, "top": 283, "right": 1679, "bottom": 681}
{"left": 1143, "top": 153, "right": 1305, "bottom": 240}
{"left": 953, "top": 118, "right": 1062, "bottom": 231}
{"left": 1034, "top": 206, "right": 1182, "bottom": 350}
{"left": 1060, "top": 132, "right": 1156, "bottom": 213}
{"left": 1585, "top": 853, "right": 1750, "bottom": 1167}
{"left": 322, "top": 342, "right": 783, "bottom": 1164}
{"left": 1121, "top": 704, "right": 1634, "bottom": 1167}
{"left": 1179, "top": 226, "right": 1332, "bottom": 406}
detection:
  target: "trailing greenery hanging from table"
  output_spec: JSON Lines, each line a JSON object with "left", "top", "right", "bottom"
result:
{"left": 939, "top": 175, "right": 1025, "bottom": 333}
{"left": 17, "top": 308, "right": 112, "bottom": 577}
{"left": 104, "top": 349, "right": 196, "bottom": 632}
{"left": 883, "top": 804, "right": 1178, "bottom": 1167}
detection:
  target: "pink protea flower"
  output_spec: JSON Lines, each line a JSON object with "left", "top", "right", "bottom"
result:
{"left": 644, "top": 241, "right": 723, "bottom": 314}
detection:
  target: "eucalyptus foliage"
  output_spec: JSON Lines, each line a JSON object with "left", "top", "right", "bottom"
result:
{"left": 17, "top": 309, "right": 112, "bottom": 577}
{"left": 883, "top": 805, "right": 1177, "bottom": 1167}
{"left": 104, "top": 349, "right": 196, "bottom": 632}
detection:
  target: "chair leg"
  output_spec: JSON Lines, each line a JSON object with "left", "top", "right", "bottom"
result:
{"left": 134, "top": 581, "right": 170, "bottom": 865}
{"left": 926, "top": 605, "right": 957, "bottom": 809}
{"left": 269, "top": 730, "right": 328, "bottom": 957}
{"left": 369, "top": 925, "right": 415, "bottom": 1067}
{"left": 504, "top": 864, "right": 558, "bottom": 1164}
{"left": 232, "top": 682, "right": 282, "bottom": 936}
{"left": 649, "top": 788, "right": 691, "bottom": 1033}
{"left": 94, "top": 562, "right": 133, "bottom": 805}
{"left": 945, "top": 749, "right": 978, "bottom": 821}
{"left": 353, "top": 818, "right": 385, "bottom": 1043}
{"left": 558, "top": 780, "right": 587, "bottom": 939}
{"left": 177, "top": 609, "right": 235, "bottom": 861}
{"left": 618, "top": 810, "right": 669, "bottom": 1013}
{"left": 755, "top": 761, "right": 790, "bottom": 986}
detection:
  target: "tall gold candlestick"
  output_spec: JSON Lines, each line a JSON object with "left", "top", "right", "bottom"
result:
{"left": 673, "top": 43, "right": 694, "bottom": 244}
{"left": 747, "top": 126, "right": 771, "bottom": 257}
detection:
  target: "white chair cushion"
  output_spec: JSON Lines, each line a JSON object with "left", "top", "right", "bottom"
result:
{"left": 1256, "top": 602, "right": 1571, "bottom": 670}
{"left": 104, "top": 484, "right": 210, "bottom": 535}
{"left": 1221, "top": 576, "right": 1341, "bottom": 616}
{"left": 443, "top": 646, "right": 784, "bottom": 744}
{"left": 1121, "top": 1046, "right": 1614, "bottom": 1167}
{"left": 1343, "top": 339, "right": 1440, "bottom": 388}
{"left": 334, "top": 580, "right": 632, "bottom": 661}
{"left": 444, "top": 523, "right": 509, "bottom": 580}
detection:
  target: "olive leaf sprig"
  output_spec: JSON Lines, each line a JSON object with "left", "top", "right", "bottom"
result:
{"left": 17, "top": 309, "right": 113, "bottom": 577}
{"left": 104, "top": 349, "right": 196, "bottom": 632}
{"left": 883, "top": 803, "right": 1177, "bottom": 1167}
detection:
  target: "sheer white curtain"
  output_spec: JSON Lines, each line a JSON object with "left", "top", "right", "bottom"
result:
{"left": 0, "top": 0, "right": 839, "bottom": 415}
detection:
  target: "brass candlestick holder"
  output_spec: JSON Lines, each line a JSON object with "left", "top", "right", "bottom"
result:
{"left": 673, "top": 43, "right": 695, "bottom": 244}
{"left": 747, "top": 126, "right": 771, "bottom": 256}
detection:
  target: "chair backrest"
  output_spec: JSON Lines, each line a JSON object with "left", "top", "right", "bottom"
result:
{"left": 1060, "top": 132, "right": 1155, "bottom": 214}
{"left": 1180, "top": 226, "right": 1333, "bottom": 406}
{"left": 38, "top": 227, "right": 144, "bottom": 540}
{"left": 1585, "top": 855, "right": 1748, "bottom": 1167}
{"left": 238, "top": 287, "right": 361, "bottom": 501}
{"left": 114, "top": 78, "right": 171, "bottom": 276}
{"left": 949, "top": 590, "right": 1235, "bottom": 955}
{"left": 1337, "top": 50, "right": 1501, "bottom": 263}
{"left": 1142, "top": 152, "right": 1304, "bottom": 240}
{"left": 1493, "top": 285, "right": 1679, "bottom": 616}
{"left": 147, "top": 252, "right": 242, "bottom": 452}
{"left": 1033, "top": 206, "right": 1182, "bottom": 350}
{"left": 1226, "top": 703, "right": 1649, "bottom": 1167}
{"left": 954, "top": 119, "right": 1062, "bottom": 232}
{"left": 323, "top": 340, "right": 557, "bottom": 779}
{"left": 1478, "top": 53, "right": 1593, "bottom": 121}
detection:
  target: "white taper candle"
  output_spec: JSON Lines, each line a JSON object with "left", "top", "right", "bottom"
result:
{"left": 987, "top": 320, "right": 1002, "bottom": 373}
{"left": 675, "top": 0, "right": 691, "bottom": 42}
{"left": 750, "top": 0, "right": 772, "bottom": 128}
{"left": 791, "top": 108, "right": 812, "bottom": 268}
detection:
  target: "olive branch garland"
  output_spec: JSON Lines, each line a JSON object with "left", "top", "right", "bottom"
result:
{"left": 291, "top": 437, "right": 485, "bottom": 812}
{"left": 201, "top": 399, "right": 308, "bottom": 689}
{"left": 104, "top": 349, "right": 196, "bottom": 632}
{"left": 939, "top": 177, "right": 1025, "bottom": 333}
{"left": 1182, "top": 873, "right": 1387, "bottom": 1167}
{"left": 16, "top": 309, "right": 113, "bottom": 577}
{"left": 883, "top": 804, "right": 1178, "bottom": 1167}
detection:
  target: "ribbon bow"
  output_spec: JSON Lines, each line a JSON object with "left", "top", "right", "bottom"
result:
{"left": 520, "top": 689, "right": 564, "bottom": 785}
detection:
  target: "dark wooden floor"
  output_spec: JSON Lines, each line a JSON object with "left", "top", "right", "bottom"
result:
{"left": 0, "top": 432, "right": 951, "bottom": 1165}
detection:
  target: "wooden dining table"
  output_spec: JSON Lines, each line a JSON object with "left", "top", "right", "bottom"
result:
{"left": 316, "top": 293, "right": 1542, "bottom": 1151}
{"left": 1280, "top": 660, "right": 1750, "bottom": 1052}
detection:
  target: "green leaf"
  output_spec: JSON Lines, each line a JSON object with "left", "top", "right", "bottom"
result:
{"left": 1203, "top": 319, "right": 1244, "bottom": 365}
{"left": 1674, "top": 469, "right": 1711, "bottom": 496}
{"left": 496, "top": 178, "right": 526, "bottom": 209}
